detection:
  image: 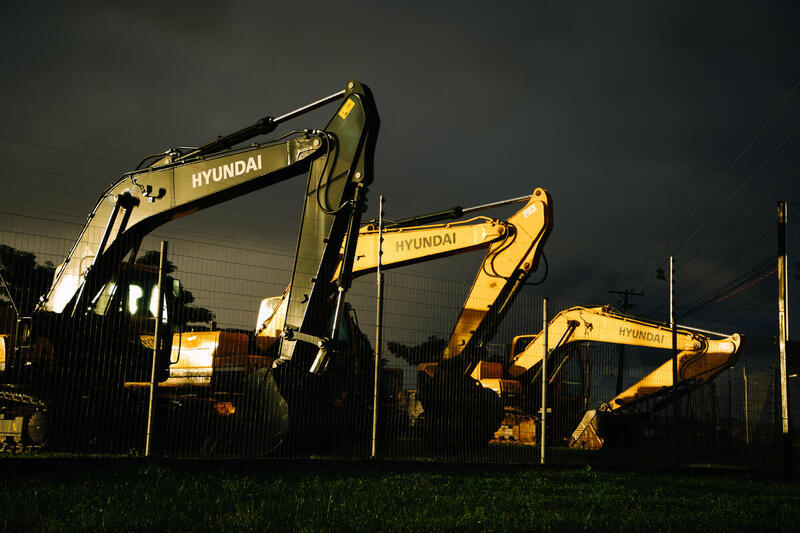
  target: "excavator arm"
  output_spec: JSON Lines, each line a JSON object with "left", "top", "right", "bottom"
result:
{"left": 442, "top": 188, "right": 551, "bottom": 364}
{"left": 275, "top": 80, "right": 379, "bottom": 371}
{"left": 402, "top": 189, "right": 552, "bottom": 448}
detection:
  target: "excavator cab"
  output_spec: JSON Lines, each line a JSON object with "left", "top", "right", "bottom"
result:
{"left": 509, "top": 335, "right": 536, "bottom": 360}
{"left": 83, "top": 259, "right": 176, "bottom": 384}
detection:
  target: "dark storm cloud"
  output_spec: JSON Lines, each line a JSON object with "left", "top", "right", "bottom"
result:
{"left": 1, "top": 1, "right": 798, "bottom": 328}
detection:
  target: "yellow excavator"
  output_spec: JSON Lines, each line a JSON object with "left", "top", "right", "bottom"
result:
{"left": 253, "top": 187, "right": 551, "bottom": 354}
{"left": 406, "top": 190, "right": 554, "bottom": 447}
{"left": 477, "top": 305, "right": 742, "bottom": 448}
{"left": 152, "top": 189, "right": 552, "bottom": 439}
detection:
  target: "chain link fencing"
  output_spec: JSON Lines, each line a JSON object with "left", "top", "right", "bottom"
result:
{"left": 0, "top": 218, "right": 795, "bottom": 471}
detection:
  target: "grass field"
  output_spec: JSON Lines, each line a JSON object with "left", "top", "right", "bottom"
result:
{"left": 0, "top": 459, "right": 797, "bottom": 532}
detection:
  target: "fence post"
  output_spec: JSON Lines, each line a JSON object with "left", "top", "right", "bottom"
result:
{"left": 670, "top": 256, "right": 679, "bottom": 463}
{"left": 743, "top": 365, "right": 750, "bottom": 445}
{"left": 145, "top": 240, "right": 167, "bottom": 458}
{"left": 541, "top": 297, "right": 547, "bottom": 465}
{"left": 371, "top": 195, "right": 384, "bottom": 459}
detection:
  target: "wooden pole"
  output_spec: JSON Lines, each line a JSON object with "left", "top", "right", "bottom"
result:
{"left": 777, "top": 202, "right": 793, "bottom": 475}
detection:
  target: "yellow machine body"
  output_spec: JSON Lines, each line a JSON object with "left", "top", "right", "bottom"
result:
{"left": 442, "top": 190, "right": 551, "bottom": 360}
{"left": 256, "top": 188, "right": 550, "bottom": 353}
{"left": 501, "top": 305, "right": 740, "bottom": 449}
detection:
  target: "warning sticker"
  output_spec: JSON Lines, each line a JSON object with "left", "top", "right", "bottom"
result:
{"left": 522, "top": 204, "right": 538, "bottom": 218}
{"left": 338, "top": 98, "right": 356, "bottom": 120}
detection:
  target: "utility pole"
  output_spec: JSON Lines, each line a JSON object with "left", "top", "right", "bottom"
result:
{"left": 608, "top": 288, "right": 644, "bottom": 394}
{"left": 777, "top": 202, "right": 793, "bottom": 476}
{"left": 608, "top": 288, "right": 644, "bottom": 312}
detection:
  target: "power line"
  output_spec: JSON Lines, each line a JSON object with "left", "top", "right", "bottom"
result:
{"left": 614, "top": 78, "right": 800, "bottom": 288}
{"left": 635, "top": 220, "right": 775, "bottom": 304}
{"left": 675, "top": 164, "right": 798, "bottom": 279}
{"left": 680, "top": 259, "right": 776, "bottom": 317}
{"left": 0, "top": 121, "right": 140, "bottom": 156}
{"left": 0, "top": 136, "right": 131, "bottom": 166}
{"left": 0, "top": 157, "right": 106, "bottom": 184}
{"left": 712, "top": 267, "right": 776, "bottom": 305}
{"left": 676, "top": 119, "right": 800, "bottom": 252}
{"left": 0, "top": 208, "right": 297, "bottom": 258}
{"left": 0, "top": 210, "right": 82, "bottom": 227}
{"left": 642, "top": 163, "right": 796, "bottom": 310}
{"left": 715, "top": 288, "right": 774, "bottom": 321}
{"left": 679, "top": 221, "right": 775, "bottom": 296}
{"left": 0, "top": 195, "right": 94, "bottom": 218}
{"left": 0, "top": 175, "right": 93, "bottom": 200}
{"left": 622, "top": 121, "right": 798, "bottom": 304}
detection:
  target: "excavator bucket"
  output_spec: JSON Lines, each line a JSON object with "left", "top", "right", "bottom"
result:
{"left": 568, "top": 409, "right": 604, "bottom": 450}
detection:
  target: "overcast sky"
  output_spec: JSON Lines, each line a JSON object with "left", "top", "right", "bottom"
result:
{"left": 1, "top": 1, "right": 798, "bottom": 333}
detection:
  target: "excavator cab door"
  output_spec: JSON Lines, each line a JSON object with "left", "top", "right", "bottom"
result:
{"left": 87, "top": 261, "right": 173, "bottom": 383}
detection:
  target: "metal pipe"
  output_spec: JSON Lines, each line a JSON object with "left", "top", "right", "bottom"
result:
{"left": 461, "top": 194, "right": 532, "bottom": 215}
{"left": 145, "top": 240, "right": 167, "bottom": 458}
{"left": 670, "top": 256, "right": 679, "bottom": 460}
{"left": 548, "top": 322, "right": 580, "bottom": 385}
{"left": 384, "top": 193, "right": 533, "bottom": 229}
{"left": 541, "top": 297, "right": 547, "bottom": 465}
{"left": 371, "top": 195, "right": 385, "bottom": 459}
{"left": 674, "top": 324, "right": 734, "bottom": 338}
{"left": 70, "top": 197, "right": 123, "bottom": 317}
{"left": 383, "top": 207, "right": 463, "bottom": 229}
{"left": 273, "top": 89, "right": 347, "bottom": 124}
{"left": 0, "top": 270, "right": 20, "bottom": 319}
{"left": 179, "top": 88, "right": 347, "bottom": 161}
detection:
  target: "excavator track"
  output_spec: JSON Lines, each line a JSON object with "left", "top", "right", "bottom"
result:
{"left": 0, "top": 388, "right": 47, "bottom": 408}
{"left": 0, "top": 386, "right": 48, "bottom": 452}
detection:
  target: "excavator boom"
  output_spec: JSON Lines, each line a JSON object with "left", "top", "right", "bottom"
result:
{"left": 42, "top": 135, "right": 325, "bottom": 314}
{"left": 342, "top": 217, "right": 507, "bottom": 276}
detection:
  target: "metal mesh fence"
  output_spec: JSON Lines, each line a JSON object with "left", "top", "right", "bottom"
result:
{"left": 0, "top": 217, "right": 795, "bottom": 471}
